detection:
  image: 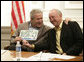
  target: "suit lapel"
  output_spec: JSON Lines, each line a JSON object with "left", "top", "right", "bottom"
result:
{"left": 60, "top": 22, "right": 68, "bottom": 42}
{"left": 26, "top": 22, "right": 29, "bottom": 30}
{"left": 22, "top": 22, "right": 29, "bottom": 30}
{"left": 37, "top": 25, "right": 44, "bottom": 40}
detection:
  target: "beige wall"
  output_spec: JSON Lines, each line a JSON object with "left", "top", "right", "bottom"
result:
{"left": 1, "top": 27, "right": 11, "bottom": 49}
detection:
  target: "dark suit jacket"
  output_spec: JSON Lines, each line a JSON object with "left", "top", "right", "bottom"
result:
{"left": 8, "top": 21, "right": 51, "bottom": 51}
{"left": 34, "top": 21, "right": 83, "bottom": 56}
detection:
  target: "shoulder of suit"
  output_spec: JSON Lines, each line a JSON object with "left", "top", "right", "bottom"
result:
{"left": 43, "top": 25, "right": 51, "bottom": 30}
{"left": 18, "top": 21, "right": 28, "bottom": 27}
{"left": 68, "top": 21, "right": 77, "bottom": 24}
{"left": 40, "top": 24, "right": 51, "bottom": 33}
{"left": 68, "top": 21, "right": 80, "bottom": 27}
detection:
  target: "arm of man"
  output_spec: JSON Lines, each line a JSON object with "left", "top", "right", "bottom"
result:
{"left": 34, "top": 30, "right": 50, "bottom": 52}
{"left": 66, "top": 21, "right": 83, "bottom": 56}
{"left": 23, "top": 41, "right": 35, "bottom": 49}
{"left": 23, "top": 30, "right": 50, "bottom": 52}
{"left": 11, "top": 24, "right": 23, "bottom": 44}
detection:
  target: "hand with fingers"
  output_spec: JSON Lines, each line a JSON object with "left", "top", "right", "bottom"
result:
{"left": 22, "top": 40, "right": 35, "bottom": 49}
{"left": 14, "top": 37, "right": 22, "bottom": 42}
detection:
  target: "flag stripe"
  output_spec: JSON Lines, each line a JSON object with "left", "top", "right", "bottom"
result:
{"left": 11, "top": 16, "right": 16, "bottom": 31}
{"left": 11, "top": 23, "right": 14, "bottom": 32}
{"left": 22, "top": 1, "right": 25, "bottom": 21}
{"left": 19, "top": 1, "right": 25, "bottom": 23}
{"left": 13, "top": 1, "right": 20, "bottom": 26}
{"left": 11, "top": 1, "right": 25, "bottom": 35}
{"left": 11, "top": 6, "right": 18, "bottom": 29}
{"left": 15, "top": 1, "right": 23, "bottom": 23}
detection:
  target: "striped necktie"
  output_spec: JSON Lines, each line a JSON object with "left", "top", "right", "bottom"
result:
{"left": 55, "top": 27, "right": 63, "bottom": 54}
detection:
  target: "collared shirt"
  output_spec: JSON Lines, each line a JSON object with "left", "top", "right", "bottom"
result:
{"left": 55, "top": 20, "right": 63, "bottom": 54}
{"left": 28, "top": 22, "right": 39, "bottom": 42}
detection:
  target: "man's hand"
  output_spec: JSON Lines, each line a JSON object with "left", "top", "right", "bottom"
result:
{"left": 23, "top": 41, "right": 35, "bottom": 49}
{"left": 22, "top": 40, "right": 28, "bottom": 45}
{"left": 65, "top": 17, "right": 71, "bottom": 25}
{"left": 62, "top": 53, "right": 67, "bottom": 55}
{"left": 14, "top": 37, "right": 22, "bottom": 42}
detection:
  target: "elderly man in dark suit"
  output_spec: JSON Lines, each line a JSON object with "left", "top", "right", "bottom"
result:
{"left": 25, "top": 9, "right": 83, "bottom": 56}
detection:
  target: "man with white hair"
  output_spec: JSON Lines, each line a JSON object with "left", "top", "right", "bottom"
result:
{"left": 24, "top": 9, "right": 83, "bottom": 56}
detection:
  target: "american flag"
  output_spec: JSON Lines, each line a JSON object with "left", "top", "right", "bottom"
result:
{"left": 11, "top": 1, "right": 25, "bottom": 35}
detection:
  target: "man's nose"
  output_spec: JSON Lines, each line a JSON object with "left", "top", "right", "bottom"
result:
{"left": 39, "top": 19, "right": 43, "bottom": 22}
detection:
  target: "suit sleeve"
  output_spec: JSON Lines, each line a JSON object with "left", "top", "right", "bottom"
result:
{"left": 34, "top": 30, "right": 50, "bottom": 52}
{"left": 66, "top": 21, "right": 83, "bottom": 55}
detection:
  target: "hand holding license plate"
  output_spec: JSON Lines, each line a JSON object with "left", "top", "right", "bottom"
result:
{"left": 19, "top": 30, "right": 38, "bottom": 40}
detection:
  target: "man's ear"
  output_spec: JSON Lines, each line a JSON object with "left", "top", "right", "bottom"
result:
{"left": 59, "top": 14, "right": 62, "bottom": 17}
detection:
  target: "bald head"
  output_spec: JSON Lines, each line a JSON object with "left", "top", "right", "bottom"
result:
{"left": 49, "top": 9, "right": 62, "bottom": 17}
{"left": 49, "top": 9, "right": 62, "bottom": 27}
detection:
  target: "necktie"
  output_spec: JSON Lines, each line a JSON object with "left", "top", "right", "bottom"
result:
{"left": 56, "top": 27, "right": 63, "bottom": 54}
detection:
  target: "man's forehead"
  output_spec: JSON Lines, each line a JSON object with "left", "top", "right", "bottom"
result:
{"left": 49, "top": 12, "right": 56, "bottom": 16}
{"left": 50, "top": 9, "right": 57, "bottom": 13}
{"left": 34, "top": 13, "right": 42, "bottom": 16}
{"left": 35, "top": 13, "right": 42, "bottom": 15}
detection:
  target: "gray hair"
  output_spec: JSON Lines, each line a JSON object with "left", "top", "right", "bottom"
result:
{"left": 30, "top": 9, "right": 43, "bottom": 20}
{"left": 50, "top": 9, "right": 62, "bottom": 16}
